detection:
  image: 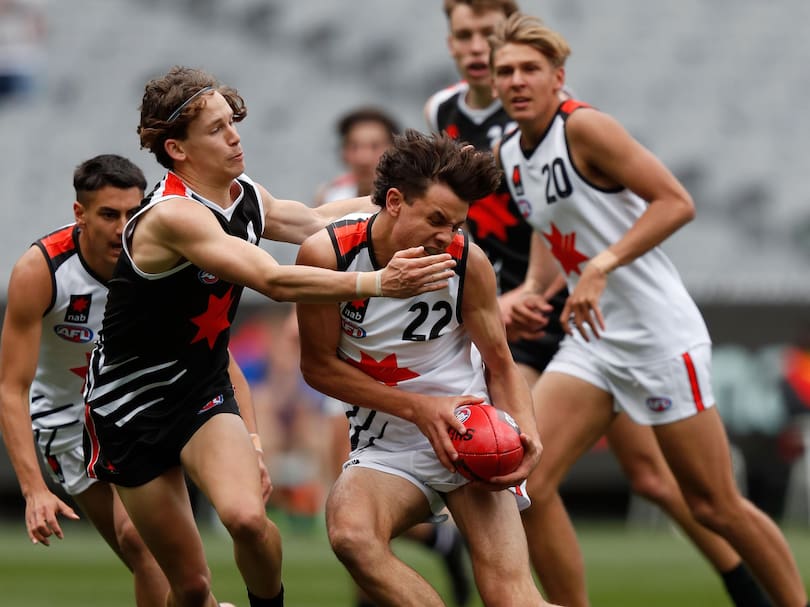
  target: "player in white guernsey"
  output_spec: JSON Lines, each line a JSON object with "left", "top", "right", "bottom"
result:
{"left": 297, "top": 130, "right": 556, "bottom": 607}
{"left": 0, "top": 155, "right": 173, "bottom": 606}
{"left": 317, "top": 109, "right": 474, "bottom": 606}
{"left": 491, "top": 14, "right": 807, "bottom": 607}
{"left": 433, "top": 5, "right": 774, "bottom": 606}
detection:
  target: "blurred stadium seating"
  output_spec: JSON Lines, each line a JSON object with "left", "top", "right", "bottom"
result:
{"left": 0, "top": 0, "right": 809, "bottom": 301}
{"left": 1, "top": 0, "right": 809, "bottom": 518}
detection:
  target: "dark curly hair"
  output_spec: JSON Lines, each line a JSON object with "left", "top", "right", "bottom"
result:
{"left": 137, "top": 66, "right": 247, "bottom": 169}
{"left": 371, "top": 129, "right": 501, "bottom": 208}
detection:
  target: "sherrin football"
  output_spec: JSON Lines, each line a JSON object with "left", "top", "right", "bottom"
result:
{"left": 449, "top": 403, "right": 524, "bottom": 481}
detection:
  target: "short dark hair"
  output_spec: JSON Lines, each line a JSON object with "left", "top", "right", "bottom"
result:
{"left": 137, "top": 65, "right": 247, "bottom": 169}
{"left": 73, "top": 154, "right": 147, "bottom": 205}
{"left": 372, "top": 129, "right": 501, "bottom": 208}
{"left": 336, "top": 106, "right": 400, "bottom": 143}
{"left": 443, "top": 0, "right": 520, "bottom": 20}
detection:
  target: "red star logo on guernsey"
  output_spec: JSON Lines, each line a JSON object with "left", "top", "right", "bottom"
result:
{"left": 69, "top": 352, "right": 91, "bottom": 381}
{"left": 468, "top": 192, "right": 518, "bottom": 241}
{"left": 70, "top": 352, "right": 91, "bottom": 392}
{"left": 71, "top": 296, "right": 90, "bottom": 313}
{"left": 445, "top": 124, "right": 460, "bottom": 139}
{"left": 542, "top": 223, "right": 589, "bottom": 275}
{"left": 190, "top": 287, "right": 234, "bottom": 349}
{"left": 346, "top": 351, "right": 420, "bottom": 386}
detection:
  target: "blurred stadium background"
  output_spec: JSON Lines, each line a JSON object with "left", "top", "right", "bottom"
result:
{"left": 0, "top": 0, "right": 809, "bottom": 601}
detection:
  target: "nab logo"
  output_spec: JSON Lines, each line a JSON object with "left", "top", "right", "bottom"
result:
{"left": 65, "top": 294, "right": 92, "bottom": 323}
{"left": 54, "top": 324, "right": 94, "bottom": 343}
{"left": 342, "top": 299, "right": 369, "bottom": 324}
{"left": 646, "top": 397, "right": 672, "bottom": 412}
{"left": 198, "top": 270, "right": 218, "bottom": 284}
{"left": 341, "top": 320, "right": 367, "bottom": 338}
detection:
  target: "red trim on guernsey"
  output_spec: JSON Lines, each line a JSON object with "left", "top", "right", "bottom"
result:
{"left": 445, "top": 232, "right": 465, "bottom": 261}
{"left": 559, "top": 99, "right": 591, "bottom": 115}
{"left": 682, "top": 352, "right": 705, "bottom": 412}
{"left": 332, "top": 221, "right": 368, "bottom": 257}
{"left": 40, "top": 226, "right": 75, "bottom": 260}
{"left": 164, "top": 172, "right": 188, "bottom": 197}
{"left": 83, "top": 404, "right": 101, "bottom": 479}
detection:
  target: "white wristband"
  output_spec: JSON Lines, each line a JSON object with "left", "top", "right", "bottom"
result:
{"left": 374, "top": 270, "right": 383, "bottom": 297}
{"left": 355, "top": 271, "right": 383, "bottom": 298}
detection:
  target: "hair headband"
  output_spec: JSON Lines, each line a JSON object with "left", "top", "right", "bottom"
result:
{"left": 167, "top": 86, "right": 214, "bottom": 123}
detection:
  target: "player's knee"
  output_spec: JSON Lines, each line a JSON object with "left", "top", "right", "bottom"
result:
{"left": 525, "top": 470, "right": 557, "bottom": 505}
{"left": 684, "top": 492, "right": 742, "bottom": 534}
{"left": 171, "top": 572, "right": 212, "bottom": 606}
{"left": 115, "top": 518, "right": 154, "bottom": 570}
{"left": 327, "top": 521, "right": 377, "bottom": 568}
{"left": 218, "top": 503, "right": 271, "bottom": 544}
{"left": 628, "top": 468, "right": 673, "bottom": 505}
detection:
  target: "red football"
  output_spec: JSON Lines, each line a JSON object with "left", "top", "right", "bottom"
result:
{"left": 448, "top": 403, "right": 524, "bottom": 481}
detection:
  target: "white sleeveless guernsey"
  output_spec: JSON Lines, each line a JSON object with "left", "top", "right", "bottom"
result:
{"left": 327, "top": 213, "right": 489, "bottom": 453}
{"left": 499, "top": 100, "right": 710, "bottom": 366}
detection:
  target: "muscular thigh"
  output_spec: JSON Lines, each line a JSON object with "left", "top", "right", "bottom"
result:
{"left": 327, "top": 467, "right": 432, "bottom": 540}
{"left": 606, "top": 413, "right": 668, "bottom": 478}
{"left": 531, "top": 370, "right": 615, "bottom": 488}
{"left": 116, "top": 467, "right": 206, "bottom": 579}
{"left": 653, "top": 407, "right": 738, "bottom": 499}
{"left": 447, "top": 484, "right": 529, "bottom": 570}
{"left": 181, "top": 412, "right": 263, "bottom": 515}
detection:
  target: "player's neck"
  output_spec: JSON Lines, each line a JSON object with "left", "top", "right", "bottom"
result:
{"left": 77, "top": 233, "right": 115, "bottom": 282}
{"left": 369, "top": 214, "right": 398, "bottom": 267}
{"left": 172, "top": 169, "right": 238, "bottom": 209}
{"left": 465, "top": 84, "right": 496, "bottom": 111}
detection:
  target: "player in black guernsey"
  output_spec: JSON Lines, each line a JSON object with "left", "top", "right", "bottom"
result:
{"left": 83, "top": 66, "right": 458, "bottom": 607}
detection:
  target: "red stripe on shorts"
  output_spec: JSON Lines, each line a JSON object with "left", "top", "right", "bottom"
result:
{"left": 682, "top": 352, "right": 705, "bottom": 412}
{"left": 84, "top": 404, "right": 100, "bottom": 479}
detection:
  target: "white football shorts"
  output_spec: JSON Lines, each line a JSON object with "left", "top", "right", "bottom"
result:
{"left": 41, "top": 444, "right": 97, "bottom": 496}
{"left": 343, "top": 445, "right": 531, "bottom": 514}
{"left": 546, "top": 338, "right": 716, "bottom": 426}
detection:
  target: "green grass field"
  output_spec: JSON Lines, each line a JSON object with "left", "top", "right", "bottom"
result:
{"left": 1, "top": 513, "right": 808, "bottom": 606}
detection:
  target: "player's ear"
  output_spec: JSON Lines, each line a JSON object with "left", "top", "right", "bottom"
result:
{"left": 385, "top": 188, "right": 404, "bottom": 217}
{"left": 164, "top": 138, "right": 186, "bottom": 162}
{"left": 73, "top": 201, "right": 86, "bottom": 226}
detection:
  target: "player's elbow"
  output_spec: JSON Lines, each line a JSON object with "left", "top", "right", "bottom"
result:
{"left": 674, "top": 190, "right": 696, "bottom": 225}
{"left": 299, "top": 357, "right": 326, "bottom": 392}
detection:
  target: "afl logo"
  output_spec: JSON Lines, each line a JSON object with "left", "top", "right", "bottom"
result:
{"left": 54, "top": 324, "right": 94, "bottom": 343}
{"left": 198, "top": 270, "right": 218, "bottom": 284}
{"left": 646, "top": 397, "right": 672, "bottom": 412}
{"left": 341, "top": 320, "right": 367, "bottom": 338}
{"left": 453, "top": 406, "right": 472, "bottom": 424}
{"left": 516, "top": 199, "right": 532, "bottom": 219}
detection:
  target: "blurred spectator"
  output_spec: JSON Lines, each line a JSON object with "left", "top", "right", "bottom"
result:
{"left": 0, "top": 0, "right": 45, "bottom": 103}
{"left": 313, "top": 106, "right": 400, "bottom": 205}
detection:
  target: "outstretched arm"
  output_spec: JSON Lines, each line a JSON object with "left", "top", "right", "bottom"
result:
{"left": 131, "top": 199, "right": 457, "bottom": 303}
{"left": 260, "top": 184, "right": 375, "bottom": 245}
{"left": 0, "top": 248, "right": 80, "bottom": 545}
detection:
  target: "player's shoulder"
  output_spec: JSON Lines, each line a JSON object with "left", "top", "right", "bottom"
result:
{"left": 424, "top": 81, "right": 469, "bottom": 127}
{"left": 426, "top": 81, "right": 468, "bottom": 105}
